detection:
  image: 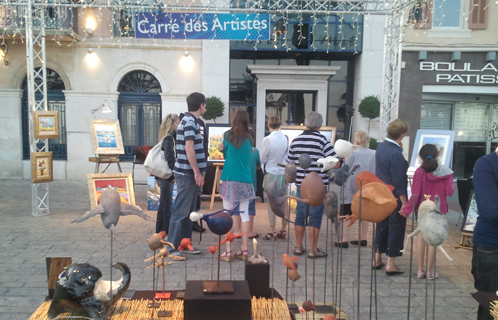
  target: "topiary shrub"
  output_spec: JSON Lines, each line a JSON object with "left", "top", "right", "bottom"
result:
{"left": 203, "top": 96, "right": 224, "bottom": 123}
{"left": 358, "top": 95, "right": 380, "bottom": 134}
{"left": 369, "top": 137, "right": 379, "bottom": 150}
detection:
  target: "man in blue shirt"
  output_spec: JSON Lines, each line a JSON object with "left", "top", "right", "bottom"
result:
{"left": 374, "top": 119, "right": 409, "bottom": 275}
{"left": 472, "top": 150, "right": 498, "bottom": 320}
{"left": 167, "top": 92, "right": 207, "bottom": 256}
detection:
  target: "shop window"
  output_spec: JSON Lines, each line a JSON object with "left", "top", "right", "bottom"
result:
{"left": 420, "top": 102, "right": 452, "bottom": 130}
{"left": 21, "top": 68, "right": 67, "bottom": 160}
{"left": 118, "top": 70, "right": 162, "bottom": 161}
{"left": 433, "top": 0, "right": 462, "bottom": 27}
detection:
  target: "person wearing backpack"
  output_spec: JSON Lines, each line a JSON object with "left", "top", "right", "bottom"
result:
{"left": 155, "top": 113, "right": 179, "bottom": 235}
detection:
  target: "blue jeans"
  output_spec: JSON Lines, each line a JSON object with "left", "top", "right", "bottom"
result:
{"left": 155, "top": 177, "right": 174, "bottom": 234}
{"left": 294, "top": 186, "right": 324, "bottom": 229}
{"left": 472, "top": 244, "right": 498, "bottom": 320}
{"left": 167, "top": 173, "right": 198, "bottom": 253}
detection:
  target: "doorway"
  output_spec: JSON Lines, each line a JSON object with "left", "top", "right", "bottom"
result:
{"left": 265, "top": 91, "right": 316, "bottom": 132}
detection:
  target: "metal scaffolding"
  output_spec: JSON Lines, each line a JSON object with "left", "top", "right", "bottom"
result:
{"left": 1, "top": 0, "right": 413, "bottom": 216}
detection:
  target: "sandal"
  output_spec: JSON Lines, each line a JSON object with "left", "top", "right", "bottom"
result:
{"left": 308, "top": 248, "right": 328, "bottom": 259}
{"left": 294, "top": 246, "right": 305, "bottom": 255}
{"left": 277, "top": 230, "right": 287, "bottom": 239}
{"left": 234, "top": 249, "right": 248, "bottom": 261}
{"left": 417, "top": 271, "right": 426, "bottom": 279}
{"left": 220, "top": 250, "right": 232, "bottom": 262}
{"left": 262, "top": 232, "right": 276, "bottom": 240}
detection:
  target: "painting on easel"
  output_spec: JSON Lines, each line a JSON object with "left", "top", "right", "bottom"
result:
{"left": 88, "top": 119, "right": 124, "bottom": 155}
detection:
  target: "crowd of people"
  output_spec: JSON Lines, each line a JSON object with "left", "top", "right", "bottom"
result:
{"left": 151, "top": 92, "right": 498, "bottom": 320}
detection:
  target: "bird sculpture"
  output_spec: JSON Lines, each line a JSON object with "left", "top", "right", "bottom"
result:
{"left": 248, "top": 238, "right": 267, "bottom": 264}
{"left": 147, "top": 231, "right": 168, "bottom": 251}
{"left": 284, "top": 163, "right": 297, "bottom": 183}
{"left": 47, "top": 262, "right": 130, "bottom": 320}
{"left": 299, "top": 153, "right": 312, "bottom": 169}
{"left": 219, "top": 231, "right": 245, "bottom": 245}
{"left": 265, "top": 180, "right": 290, "bottom": 222}
{"left": 323, "top": 191, "right": 339, "bottom": 220}
{"left": 209, "top": 246, "right": 218, "bottom": 255}
{"left": 190, "top": 209, "right": 242, "bottom": 235}
{"left": 288, "top": 171, "right": 325, "bottom": 207}
{"left": 72, "top": 188, "right": 155, "bottom": 233}
{"left": 401, "top": 195, "right": 453, "bottom": 265}
{"left": 317, "top": 156, "right": 340, "bottom": 172}
{"left": 178, "top": 238, "right": 194, "bottom": 252}
{"left": 282, "top": 254, "right": 299, "bottom": 270}
{"left": 355, "top": 171, "right": 394, "bottom": 192}
{"left": 147, "top": 256, "right": 173, "bottom": 269}
{"left": 288, "top": 269, "right": 301, "bottom": 282}
{"left": 334, "top": 139, "right": 359, "bottom": 158}
{"left": 347, "top": 182, "right": 397, "bottom": 226}
{"left": 333, "top": 164, "right": 360, "bottom": 187}
{"left": 299, "top": 300, "right": 315, "bottom": 314}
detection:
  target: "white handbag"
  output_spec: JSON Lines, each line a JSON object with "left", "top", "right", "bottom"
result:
{"left": 144, "top": 139, "right": 173, "bottom": 179}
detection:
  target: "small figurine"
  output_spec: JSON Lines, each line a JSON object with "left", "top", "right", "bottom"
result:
{"left": 209, "top": 246, "right": 218, "bottom": 254}
{"left": 178, "top": 238, "right": 194, "bottom": 252}
{"left": 282, "top": 254, "right": 299, "bottom": 270}
{"left": 333, "top": 164, "right": 360, "bottom": 187}
{"left": 147, "top": 231, "right": 168, "bottom": 251}
{"left": 323, "top": 191, "right": 339, "bottom": 220}
{"left": 147, "top": 256, "right": 173, "bottom": 269}
{"left": 72, "top": 188, "right": 155, "bottom": 233}
{"left": 288, "top": 269, "right": 301, "bottom": 282}
{"left": 248, "top": 239, "right": 267, "bottom": 264}
{"left": 288, "top": 172, "right": 325, "bottom": 207}
{"left": 299, "top": 300, "right": 315, "bottom": 314}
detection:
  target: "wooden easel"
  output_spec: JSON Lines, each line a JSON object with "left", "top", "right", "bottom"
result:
{"left": 210, "top": 163, "right": 224, "bottom": 210}
{"left": 455, "top": 232, "right": 473, "bottom": 250}
{"left": 89, "top": 154, "right": 123, "bottom": 173}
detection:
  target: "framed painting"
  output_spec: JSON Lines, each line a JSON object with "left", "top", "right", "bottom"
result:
{"left": 87, "top": 173, "right": 135, "bottom": 209}
{"left": 410, "top": 129, "right": 455, "bottom": 168}
{"left": 206, "top": 124, "right": 231, "bottom": 163}
{"left": 88, "top": 119, "right": 124, "bottom": 155}
{"left": 281, "top": 125, "right": 337, "bottom": 145}
{"left": 31, "top": 152, "right": 53, "bottom": 183}
{"left": 461, "top": 190, "right": 478, "bottom": 234}
{"left": 33, "top": 111, "right": 60, "bottom": 139}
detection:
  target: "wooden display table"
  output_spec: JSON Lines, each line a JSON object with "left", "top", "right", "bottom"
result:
{"left": 89, "top": 154, "right": 122, "bottom": 173}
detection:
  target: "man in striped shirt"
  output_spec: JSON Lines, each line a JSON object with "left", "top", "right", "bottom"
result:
{"left": 168, "top": 92, "right": 207, "bottom": 256}
{"left": 287, "top": 111, "right": 339, "bottom": 259}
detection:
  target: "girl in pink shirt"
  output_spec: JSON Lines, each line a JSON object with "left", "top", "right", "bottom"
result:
{"left": 401, "top": 144, "right": 454, "bottom": 279}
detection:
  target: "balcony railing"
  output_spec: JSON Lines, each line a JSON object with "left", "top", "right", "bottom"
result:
{"left": 0, "top": 3, "right": 77, "bottom": 32}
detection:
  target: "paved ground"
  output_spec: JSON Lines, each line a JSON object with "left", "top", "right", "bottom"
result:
{"left": 0, "top": 179, "right": 479, "bottom": 320}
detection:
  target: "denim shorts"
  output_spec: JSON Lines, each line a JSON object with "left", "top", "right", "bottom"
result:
{"left": 294, "top": 186, "right": 324, "bottom": 229}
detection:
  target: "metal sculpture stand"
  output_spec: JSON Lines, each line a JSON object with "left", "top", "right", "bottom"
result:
{"left": 203, "top": 234, "right": 234, "bottom": 294}
{"left": 406, "top": 194, "right": 417, "bottom": 320}
{"left": 333, "top": 184, "right": 345, "bottom": 319}
{"left": 369, "top": 222, "right": 378, "bottom": 320}
{"left": 356, "top": 181, "right": 363, "bottom": 320}
{"left": 110, "top": 232, "right": 113, "bottom": 320}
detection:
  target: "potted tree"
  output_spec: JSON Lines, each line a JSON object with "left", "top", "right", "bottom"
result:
{"left": 203, "top": 96, "right": 225, "bottom": 123}
{"left": 358, "top": 95, "right": 380, "bottom": 149}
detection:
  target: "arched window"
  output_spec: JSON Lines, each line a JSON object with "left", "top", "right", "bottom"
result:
{"left": 22, "top": 68, "right": 66, "bottom": 160}
{"left": 118, "top": 70, "right": 162, "bottom": 161}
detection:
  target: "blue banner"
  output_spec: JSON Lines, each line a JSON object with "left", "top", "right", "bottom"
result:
{"left": 135, "top": 13, "right": 270, "bottom": 40}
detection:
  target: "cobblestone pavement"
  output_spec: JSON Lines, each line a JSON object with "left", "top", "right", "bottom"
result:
{"left": 0, "top": 179, "right": 478, "bottom": 320}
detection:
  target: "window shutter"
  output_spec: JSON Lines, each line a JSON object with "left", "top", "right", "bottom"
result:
{"left": 414, "top": 0, "right": 433, "bottom": 29}
{"left": 420, "top": 102, "right": 452, "bottom": 130}
{"left": 468, "top": 0, "right": 488, "bottom": 30}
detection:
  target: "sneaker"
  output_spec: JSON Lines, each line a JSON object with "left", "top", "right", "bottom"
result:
{"left": 308, "top": 248, "right": 328, "bottom": 259}
{"left": 183, "top": 247, "right": 202, "bottom": 254}
{"left": 334, "top": 242, "right": 349, "bottom": 248}
{"left": 427, "top": 271, "right": 439, "bottom": 280}
{"left": 350, "top": 240, "right": 367, "bottom": 246}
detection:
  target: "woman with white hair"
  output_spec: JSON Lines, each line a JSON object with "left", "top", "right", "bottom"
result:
{"left": 334, "top": 130, "right": 375, "bottom": 249}
{"left": 287, "top": 111, "right": 339, "bottom": 259}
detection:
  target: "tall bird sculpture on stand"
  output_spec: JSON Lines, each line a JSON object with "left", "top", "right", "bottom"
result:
{"left": 189, "top": 208, "right": 243, "bottom": 293}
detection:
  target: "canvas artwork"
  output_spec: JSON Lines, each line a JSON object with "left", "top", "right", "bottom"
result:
{"left": 462, "top": 190, "right": 478, "bottom": 233}
{"left": 410, "top": 130, "right": 455, "bottom": 168}
{"left": 87, "top": 173, "right": 135, "bottom": 209}
{"left": 33, "top": 111, "right": 60, "bottom": 139}
{"left": 147, "top": 176, "right": 177, "bottom": 211}
{"left": 88, "top": 119, "right": 124, "bottom": 155}
{"left": 206, "top": 124, "right": 231, "bottom": 162}
{"left": 31, "top": 152, "right": 53, "bottom": 183}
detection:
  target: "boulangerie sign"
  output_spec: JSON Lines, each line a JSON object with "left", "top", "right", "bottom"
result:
{"left": 135, "top": 12, "right": 270, "bottom": 40}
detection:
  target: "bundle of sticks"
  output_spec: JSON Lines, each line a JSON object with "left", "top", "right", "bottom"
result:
{"left": 251, "top": 297, "right": 291, "bottom": 320}
{"left": 491, "top": 300, "right": 498, "bottom": 320}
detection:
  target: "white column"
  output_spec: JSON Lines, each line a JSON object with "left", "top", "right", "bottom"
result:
{"left": 0, "top": 89, "right": 23, "bottom": 179}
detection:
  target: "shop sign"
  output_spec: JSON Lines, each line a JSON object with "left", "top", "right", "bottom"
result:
{"left": 135, "top": 12, "right": 270, "bottom": 40}
{"left": 420, "top": 62, "right": 498, "bottom": 84}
